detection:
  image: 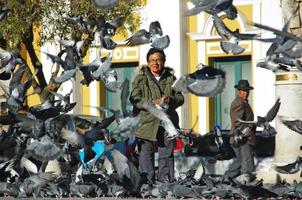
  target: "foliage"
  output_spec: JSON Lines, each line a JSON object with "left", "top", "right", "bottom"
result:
{"left": 0, "top": 0, "right": 146, "bottom": 49}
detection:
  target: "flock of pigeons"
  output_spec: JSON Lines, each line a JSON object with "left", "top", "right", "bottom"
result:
{"left": 0, "top": 0, "right": 301, "bottom": 198}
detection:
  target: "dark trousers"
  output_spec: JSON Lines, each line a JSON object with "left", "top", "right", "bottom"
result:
{"left": 137, "top": 128, "right": 175, "bottom": 183}
{"left": 225, "top": 143, "right": 255, "bottom": 178}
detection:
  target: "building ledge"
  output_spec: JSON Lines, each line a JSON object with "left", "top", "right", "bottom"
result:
{"left": 187, "top": 29, "right": 262, "bottom": 41}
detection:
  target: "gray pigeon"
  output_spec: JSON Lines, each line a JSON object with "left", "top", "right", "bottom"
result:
{"left": 126, "top": 21, "right": 170, "bottom": 50}
{"left": 212, "top": 14, "right": 259, "bottom": 55}
{"left": 138, "top": 101, "right": 178, "bottom": 139}
{"left": 0, "top": 5, "right": 10, "bottom": 21}
{"left": 279, "top": 115, "right": 302, "bottom": 134}
{"left": 63, "top": 16, "right": 94, "bottom": 37}
{"left": 186, "top": 0, "right": 237, "bottom": 19}
{"left": 91, "top": 0, "right": 119, "bottom": 9}
{"left": 274, "top": 156, "right": 302, "bottom": 174}
{"left": 22, "top": 172, "right": 57, "bottom": 197}
{"left": 172, "top": 64, "right": 226, "bottom": 97}
{"left": 0, "top": 48, "right": 23, "bottom": 74}
{"left": 26, "top": 135, "right": 63, "bottom": 162}
{"left": 238, "top": 98, "right": 281, "bottom": 137}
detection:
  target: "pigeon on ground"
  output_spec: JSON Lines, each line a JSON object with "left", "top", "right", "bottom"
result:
{"left": 25, "top": 135, "right": 63, "bottom": 162}
{"left": 110, "top": 149, "right": 143, "bottom": 195}
{"left": 22, "top": 172, "right": 57, "bottom": 197}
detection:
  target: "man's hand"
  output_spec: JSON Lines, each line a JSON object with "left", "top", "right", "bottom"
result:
{"left": 152, "top": 98, "right": 162, "bottom": 105}
{"left": 163, "top": 96, "right": 172, "bottom": 104}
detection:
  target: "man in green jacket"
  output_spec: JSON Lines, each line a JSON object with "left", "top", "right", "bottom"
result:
{"left": 130, "top": 48, "right": 184, "bottom": 183}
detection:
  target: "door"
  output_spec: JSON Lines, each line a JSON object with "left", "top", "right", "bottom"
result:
{"left": 105, "top": 62, "right": 137, "bottom": 133}
{"left": 214, "top": 57, "right": 252, "bottom": 129}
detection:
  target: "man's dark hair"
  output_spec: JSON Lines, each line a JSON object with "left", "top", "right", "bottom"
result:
{"left": 146, "top": 47, "right": 166, "bottom": 62}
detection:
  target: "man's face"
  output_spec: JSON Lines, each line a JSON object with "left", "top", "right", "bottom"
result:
{"left": 238, "top": 89, "right": 249, "bottom": 100}
{"left": 147, "top": 52, "right": 165, "bottom": 76}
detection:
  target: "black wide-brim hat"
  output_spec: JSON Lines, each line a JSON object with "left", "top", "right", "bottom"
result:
{"left": 234, "top": 79, "right": 254, "bottom": 91}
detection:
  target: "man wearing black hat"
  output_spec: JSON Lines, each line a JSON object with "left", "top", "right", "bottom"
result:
{"left": 224, "top": 79, "right": 256, "bottom": 182}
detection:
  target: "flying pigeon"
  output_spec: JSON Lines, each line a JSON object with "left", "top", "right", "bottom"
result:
{"left": 172, "top": 64, "right": 226, "bottom": 97}
{"left": 126, "top": 21, "right": 170, "bottom": 50}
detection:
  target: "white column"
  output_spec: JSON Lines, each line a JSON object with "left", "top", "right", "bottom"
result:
{"left": 89, "top": 48, "right": 99, "bottom": 116}
{"left": 274, "top": 69, "right": 302, "bottom": 164}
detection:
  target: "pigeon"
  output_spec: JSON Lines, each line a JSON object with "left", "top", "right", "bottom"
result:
{"left": 102, "top": 69, "right": 123, "bottom": 92}
{"left": 0, "top": 182, "right": 22, "bottom": 197}
{"left": 279, "top": 115, "right": 302, "bottom": 134}
{"left": 172, "top": 64, "right": 226, "bottom": 97}
{"left": 110, "top": 149, "right": 143, "bottom": 195}
{"left": 26, "top": 135, "right": 63, "bottom": 162}
{"left": 50, "top": 89, "right": 76, "bottom": 113}
{"left": 28, "top": 100, "right": 61, "bottom": 120}
{"left": 0, "top": 5, "right": 10, "bottom": 21}
{"left": 186, "top": 0, "right": 238, "bottom": 20}
{"left": 56, "top": 39, "right": 84, "bottom": 58}
{"left": 80, "top": 54, "right": 112, "bottom": 81}
{"left": 126, "top": 21, "right": 170, "bottom": 50}
{"left": 0, "top": 48, "right": 23, "bottom": 75}
{"left": 63, "top": 16, "right": 94, "bottom": 37}
{"left": 250, "top": 22, "right": 302, "bottom": 60}
{"left": 256, "top": 58, "right": 290, "bottom": 72}
{"left": 212, "top": 14, "right": 259, "bottom": 55}
{"left": 69, "top": 182, "right": 100, "bottom": 197}
{"left": 137, "top": 101, "right": 178, "bottom": 139}
{"left": 275, "top": 157, "right": 302, "bottom": 174}
{"left": 238, "top": 98, "right": 281, "bottom": 137}
{"left": 0, "top": 67, "right": 38, "bottom": 112}
{"left": 251, "top": 20, "right": 302, "bottom": 72}
{"left": 91, "top": 0, "right": 119, "bottom": 9}
{"left": 22, "top": 172, "right": 57, "bottom": 197}
{"left": 96, "top": 16, "right": 124, "bottom": 50}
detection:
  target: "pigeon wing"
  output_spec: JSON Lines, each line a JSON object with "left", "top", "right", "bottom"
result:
{"left": 187, "top": 75, "right": 225, "bottom": 97}
{"left": 53, "top": 69, "right": 77, "bottom": 84}
{"left": 265, "top": 98, "right": 281, "bottom": 122}
{"left": 126, "top": 29, "right": 151, "bottom": 46}
{"left": 120, "top": 78, "right": 129, "bottom": 117}
{"left": 279, "top": 115, "right": 302, "bottom": 134}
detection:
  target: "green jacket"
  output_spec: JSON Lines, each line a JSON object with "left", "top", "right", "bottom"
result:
{"left": 129, "top": 66, "right": 184, "bottom": 141}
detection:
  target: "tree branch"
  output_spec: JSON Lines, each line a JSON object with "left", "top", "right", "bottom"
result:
{"left": 22, "top": 26, "right": 47, "bottom": 89}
